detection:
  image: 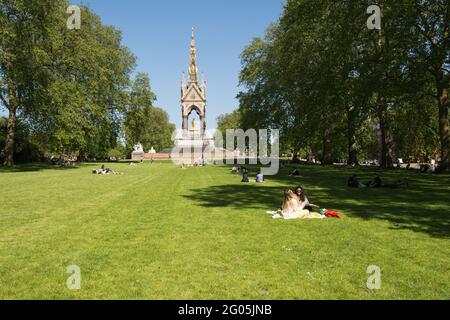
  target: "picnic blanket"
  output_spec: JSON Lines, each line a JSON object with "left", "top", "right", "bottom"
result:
{"left": 266, "top": 209, "right": 342, "bottom": 220}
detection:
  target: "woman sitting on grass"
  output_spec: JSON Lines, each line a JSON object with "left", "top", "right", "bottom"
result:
{"left": 274, "top": 189, "right": 323, "bottom": 219}
{"left": 294, "top": 185, "right": 319, "bottom": 211}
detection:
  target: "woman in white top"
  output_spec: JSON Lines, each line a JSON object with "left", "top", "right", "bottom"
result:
{"left": 294, "top": 186, "right": 319, "bottom": 211}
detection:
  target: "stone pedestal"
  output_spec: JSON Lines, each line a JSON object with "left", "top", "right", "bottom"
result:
{"left": 131, "top": 151, "right": 145, "bottom": 161}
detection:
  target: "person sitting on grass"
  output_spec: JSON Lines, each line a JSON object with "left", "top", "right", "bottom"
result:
{"left": 281, "top": 189, "right": 300, "bottom": 215}
{"left": 294, "top": 185, "right": 319, "bottom": 211}
{"left": 348, "top": 175, "right": 366, "bottom": 189}
{"left": 241, "top": 168, "right": 250, "bottom": 183}
{"left": 256, "top": 171, "right": 264, "bottom": 183}
{"left": 289, "top": 168, "right": 300, "bottom": 177}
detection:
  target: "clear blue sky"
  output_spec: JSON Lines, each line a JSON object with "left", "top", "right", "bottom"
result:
{"left": 72, "top": 0, "right": 284, "bottom": 128}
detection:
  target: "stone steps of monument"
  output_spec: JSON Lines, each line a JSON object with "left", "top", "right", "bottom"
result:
{"left": 144, "top": 153, "right": 171, "bottom": 160}
{"left": 137, "top": 151, "right": 240, "bottom": 162}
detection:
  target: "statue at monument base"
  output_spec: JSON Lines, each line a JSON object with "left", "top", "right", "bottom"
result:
{"left": 131, "top": 142, "right": 145, "bottom": 161}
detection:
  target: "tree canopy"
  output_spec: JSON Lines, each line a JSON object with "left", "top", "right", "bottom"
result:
{"left": 0, "top": 1, "right": 174, "bottom": 164}
{"left": 235, "top": 0, "right": 449, "bottom": 170}
{"left": 124, "top": 73, "right": 175, "bottom": 153}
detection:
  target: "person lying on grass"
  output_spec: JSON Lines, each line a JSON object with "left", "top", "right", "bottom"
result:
{"left": 348, "top": 175, "right": 367, "bottom": 189}
{"left": 92, "top": 165, "right": 121, "bottom": 175}
{"left": 383, "top": 179, "right": 409, "bottom": 188}
{"left": 365, "top": 173, "right": 382, "bottom": 188}
{"left": 231, "top": 166, "right": 241, "bottom": 173}
{"left": 349, "top": 174, "right": 408, "bottom": 189}
{"left": 289, "top": 168, "right": 300, "bottom": 177}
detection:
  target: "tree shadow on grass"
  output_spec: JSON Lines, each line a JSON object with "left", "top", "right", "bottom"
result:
{"left": 186, "top": 165, "right": 450, "bottom": 239}
{"left": 0, "top": 163, "right": 84, "bottom": 173}
{"left": 273, "top": 165, "right": 450, "bottom": 238}
{"left": 184, "top": 183, "right": 286, "bottom": 210}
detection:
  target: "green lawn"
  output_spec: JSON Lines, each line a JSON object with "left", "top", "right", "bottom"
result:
{"left": 0, "top": 162, "right": 449, "bottom": 299}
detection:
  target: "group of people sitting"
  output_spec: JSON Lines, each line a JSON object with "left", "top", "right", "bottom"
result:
{"left": 269, "top": 185, "right": 329, "bottom": 220}
{"left": 179, "top": 159, "right": 206, "bottom": 168}
{"left": 231, "top": 166, "right": 265, "bottom": 183}
{"left": 271, "top": 185, "right": 342, "bottom": 219}
{"left": 347, "top": 174, "right": 408, "bottom": 189}
{"left": 92, "top": 165, "right": 121, "bottom": 175}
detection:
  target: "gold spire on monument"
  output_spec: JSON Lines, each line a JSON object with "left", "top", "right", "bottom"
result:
{"left": 189, "top": 27, "right": 198, "bottom": 84}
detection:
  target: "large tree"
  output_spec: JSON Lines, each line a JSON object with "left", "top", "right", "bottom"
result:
{"left": 238, "top": 0, "right": 447, "bottom": 169}
{"left": 124, "top": 73, "right": 175, "bottom": 152}
{"left": 0, "top": 0, "right": 65, "bottom": 165}
{"left": 0, "top": 1, "right": 136, "bottom": 164}
{"left": 410, "top": 0, "right": 449, "bottom": 170}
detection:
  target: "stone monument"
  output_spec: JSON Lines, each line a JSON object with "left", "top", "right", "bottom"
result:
{"left": 172, "top": 28, "right": 215, "bottom": 164}
{"left": 131, "top": 142, "right": 145, "bottom": 161}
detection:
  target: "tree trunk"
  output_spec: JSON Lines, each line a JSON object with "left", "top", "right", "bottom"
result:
{"left": 322, "top": 124, "right": 333, "bottom": 165}
{"left": 379, "top": 120, "right": 388, "bottom": 168}
{"left": 291, "top": 148, "right": 299, "bottom": 159}
{"left": 347, "top": 104, "right": 358, "bottom": 166}
{"left": 3, "top": 80, "right": 18, "bottom": 166}
{"left": 376, "top": 97, "right": 389, "bottom": 168}
{"left": 437, "top": 79, "right": 450, "bottom": 171}
{"left": 4, "top": 108, "right": 17, "bottom": 166}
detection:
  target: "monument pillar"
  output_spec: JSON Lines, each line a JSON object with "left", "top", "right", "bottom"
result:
{"left": 200, "top": 116, "right": 206, "bottom": 136}
{"left": 182, "top": 116, "right": 189, "bottom": 132}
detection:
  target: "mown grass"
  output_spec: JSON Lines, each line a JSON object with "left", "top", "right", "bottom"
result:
{"left": 0, "top": 162, "right": 449, "bottom": 299}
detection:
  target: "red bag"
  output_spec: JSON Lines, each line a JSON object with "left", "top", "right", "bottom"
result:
{"left": 325, "top": 210, "right": 342, "bottom": 219}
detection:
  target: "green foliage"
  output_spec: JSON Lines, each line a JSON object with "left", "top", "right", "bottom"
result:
{"left": 216, "top": 109, "right": 242, "bottom": 148}
{"left": 0, "top": 1, "right": 137, "bottom": 163}
{"left": 108, "top": 147, "right": 126, "bottom": 160}
{"left": 124, "top": 73, "right": 175, "bottom": 152}
{"left": 0, "top": 116, "right": 43, "bottom": 163}
{"left": 238, "top": 0, "right": 448, "bottom": 168}
{"left": 0, "top": 1, "right": 179, "bottom": 163}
